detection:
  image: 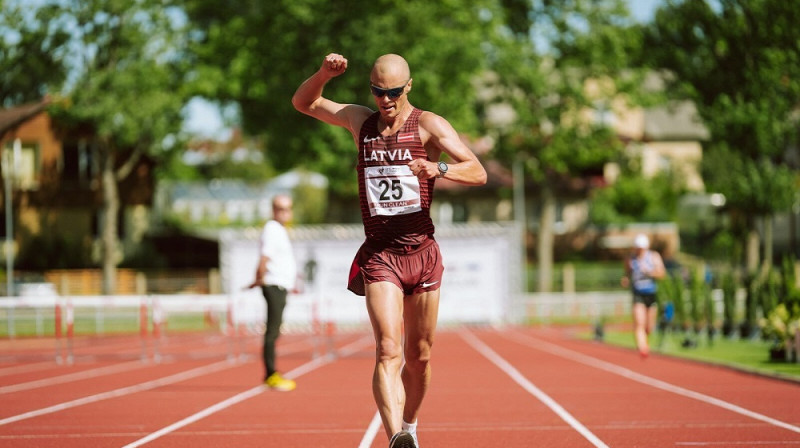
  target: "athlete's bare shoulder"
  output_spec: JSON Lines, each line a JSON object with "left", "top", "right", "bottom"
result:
{"left": 419, "top": 110, "right": 464, "bottom": 147}
{"left": 417, "top": 110, "right": 453, "bottom": 140}
{"left": 347, "top": 105, "right": 375, "bottom": 134}
{"left": 418, "top": 109, "right": 446, "bottom": 126}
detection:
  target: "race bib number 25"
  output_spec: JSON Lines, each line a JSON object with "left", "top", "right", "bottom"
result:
{"left": 364, "top": 165, "right": 422, "bottom": 217}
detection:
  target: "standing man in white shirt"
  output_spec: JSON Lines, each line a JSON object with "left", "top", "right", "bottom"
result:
{"left": 249, "top": 194, "right": 297, "bottom": 391}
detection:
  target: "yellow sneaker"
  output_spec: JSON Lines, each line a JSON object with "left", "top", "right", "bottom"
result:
{"left": 265, "top": 372, "right": 296, "bottom": 391}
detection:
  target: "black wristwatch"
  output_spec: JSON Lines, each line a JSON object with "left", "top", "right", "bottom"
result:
{"left": 437, "top": 161, "right": 448, "bottom": 178}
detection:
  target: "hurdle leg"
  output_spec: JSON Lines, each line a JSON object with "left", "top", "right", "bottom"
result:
{"left": 311, "top": 302, "right": 321, "bottom": 359}
{"left": 65, "top": 298, "right": 74, "bottom": 365}
{"left": 325, "top": 321, "right": 337, "bottom": 359}
{"left": 226, "top": 295, "right": 236, "bottom": 362}
{"left": 55, "top": 299, "right": 63, "bottom": 364}
{"left": 139, "top": 298, "right": 149, "bottom": 362}
{"left": 152, "top": 297, "right": 162, "bottom": 364}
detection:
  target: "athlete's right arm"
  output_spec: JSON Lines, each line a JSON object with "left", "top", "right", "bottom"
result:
{"left": 292, "top": 53, "right": 371, "bottom": 135}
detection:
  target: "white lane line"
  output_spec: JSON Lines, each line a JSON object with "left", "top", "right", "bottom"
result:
{"left": 358, "top": 411, "right": 383, "bottom": 448}
{"left": 120, "top": 384, "right": 267, "bottom": 448}
{"left": 0, "top": 360, "right": 147, "bottom": 394}
{"left": 0, "top": 332, "right": 322, "bottom": 426}
{"left": 0, "top": 361, "right": 57, "bottom": 377}
{"left": 461, "top": 330, "right": 610, "bottom": 448}
{"left": 504, "top": 330, "right": 800, "bottom": 435}
{"left": 121, "top": 335, "right": 374, "bottom": 448}
{"left": 0, "top": 360, "right": 235, "bottom": 426}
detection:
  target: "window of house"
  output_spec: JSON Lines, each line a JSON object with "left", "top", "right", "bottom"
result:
{"left": 3, "top": 140, "right": 40, "bottom": 190}
{"left": 61, "top": 140, "right": 94, "bottom": 186}
{"left": 593, "top": 101, "right": 617, "bottom": 128}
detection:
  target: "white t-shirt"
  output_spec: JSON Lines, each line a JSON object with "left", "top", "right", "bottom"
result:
{"left": 259, "top": 220, "right": 296, "bottom": 290}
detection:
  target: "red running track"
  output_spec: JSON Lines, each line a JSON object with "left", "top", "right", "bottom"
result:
{"left": 1, "top": 326, "right": 799, "bottom": 447}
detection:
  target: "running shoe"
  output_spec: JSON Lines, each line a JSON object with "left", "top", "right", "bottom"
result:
{"left": 265, "top": 372, "right": 296, "bottom": 391}
{"left": 389, "top": 430, "right": 417, "bottom": 448}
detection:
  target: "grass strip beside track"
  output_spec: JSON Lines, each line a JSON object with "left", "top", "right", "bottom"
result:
{"left": 597, "top": 329, "right": 800, "bottom": 382}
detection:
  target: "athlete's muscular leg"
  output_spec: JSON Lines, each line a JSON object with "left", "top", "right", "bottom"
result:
{"left": 402, "top": 289, "right": 440, "bottom": 425}
{"left": 633, "top": 302, "right": 649, "bottom": 354}
{"left": 365, "top": 281, "right": 406, "bottom": 438}
{"left": 646, "top": 303, "right": 659, "bottom": 337}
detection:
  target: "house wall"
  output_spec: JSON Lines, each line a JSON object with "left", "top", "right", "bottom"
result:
{"left": 641, "top": 141, "right": 704, "bottom": 191}
{"left": 1, "top": 109, "right": 155, "bottom": 269}
{"left": 612, "top": 97, "right": 645, "bottom": 141}
{"left": 0, "top": 112, "right": 62, "bottom": 190}
{"left": 1, "top": 111, "right": 90, "bottom": 241}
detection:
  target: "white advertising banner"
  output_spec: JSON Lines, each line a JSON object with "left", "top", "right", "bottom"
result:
{"left": 219, "top": 223, "right": 522, "bottom": 328}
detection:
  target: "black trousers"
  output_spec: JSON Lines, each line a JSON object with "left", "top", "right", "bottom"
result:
{"left": 261, "top": 285, "right": 288, "bottom": 379}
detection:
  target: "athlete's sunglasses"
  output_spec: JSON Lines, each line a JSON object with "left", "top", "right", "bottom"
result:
{"left": 370, "top": 80, "right": 409, "bottom": 99}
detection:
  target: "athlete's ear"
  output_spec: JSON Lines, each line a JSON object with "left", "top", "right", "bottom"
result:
{"left": 406, "top": 78, "right": 412, "bottom": 93}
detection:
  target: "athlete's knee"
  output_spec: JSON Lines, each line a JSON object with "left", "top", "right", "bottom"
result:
{"left": 404, "top": 338, "right": 433, "bottom": 373}
{"left": 375, "top": 335, "right": 403, "bottom": 365}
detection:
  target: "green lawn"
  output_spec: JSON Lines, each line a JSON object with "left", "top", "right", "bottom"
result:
{"left": 598, "top": 328, "right": 800, "bottom": 382}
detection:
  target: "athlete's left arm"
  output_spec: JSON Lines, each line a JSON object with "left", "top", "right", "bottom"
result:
{"left": 408, "top": 112, "right": 487, "bottom": 185}
{"left": 650, "top": 251, "right": 667, "bottom": 280}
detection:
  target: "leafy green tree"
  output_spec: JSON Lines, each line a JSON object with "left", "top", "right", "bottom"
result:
{"left": 484, "top": 0, "right": 647, "bottom": 291}
{"left": 590, "top": 154, "right": 686, "bottom": 226}
{"left": 0, "top": 2, "right": 70, "bottom": 107}
{"left": 43, "top": 0, "right": 190, "bottom": 294}
{"left": 180, "top": 0, "right": 501, "bottom": 199}
{"left": 643, "top": 0, "right": 800, "bottom": 272}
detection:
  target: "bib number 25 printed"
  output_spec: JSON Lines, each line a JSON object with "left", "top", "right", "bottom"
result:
{"left": 364, "top": 165, "right": 422, "bottom": 217}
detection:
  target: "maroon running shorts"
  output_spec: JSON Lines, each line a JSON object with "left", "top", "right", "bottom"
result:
{"left": 347, "top": 238, "right": 444, "bottom": 296}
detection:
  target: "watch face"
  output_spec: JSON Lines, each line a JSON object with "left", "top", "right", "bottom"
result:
{"left": 438, "top": 161, "right": 448, "bottom": 172}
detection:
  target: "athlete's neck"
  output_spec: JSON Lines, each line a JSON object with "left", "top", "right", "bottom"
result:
{"left": 380, "top": 103, "right": 414, "bottom": 133}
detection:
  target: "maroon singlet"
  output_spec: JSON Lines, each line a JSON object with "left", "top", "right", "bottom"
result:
{"left": 356, "top": 108, "right": 435, "bottom": 247}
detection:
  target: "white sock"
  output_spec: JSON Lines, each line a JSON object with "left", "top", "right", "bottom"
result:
{"left": 402, "top": 420, "right": 419, "bottom": 445}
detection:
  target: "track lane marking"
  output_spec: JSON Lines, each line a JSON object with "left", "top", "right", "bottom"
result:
{"left": 503, "top": 330, "right": 800, "bottom": 435}
{"left": 357, "top": 411, "right": 383, "bottom": 448}
{"left": 120, "top": 335, "right": 374, "bottom": 448}
{"left": 0, "top": 360, "right": 148, "bottom": 394}
{"left": 461, "top": 330, "right": 610, "bottom": 448}
{"left": 0, "top": 361, "right": 57, "bottom": 377}
{"left": 0, "top": 332, "right": 326, "bottom": 426}
{"left": 0, "top": 359, "right": 235, "bottom": 426}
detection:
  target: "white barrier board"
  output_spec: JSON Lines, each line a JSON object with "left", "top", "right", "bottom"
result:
{"left": 219, "top": 223, "right": 523, "bottom": 327}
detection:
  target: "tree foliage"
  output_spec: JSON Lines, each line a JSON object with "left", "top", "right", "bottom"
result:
{"left": 0, "top": 2, "right": 70, "bottom": 107}
{"left": 643, "top": 0, "right": 800, "bottom": 252}
{"left": 485, "top": 0, "right": 651, "bottom": 179}
{"left": 48, "top": 0, "right": 189, "bottom": 152}
{"left": 480, "top": 0, "right": 646, "bottom": 290}
{"left": 591, "top": 167, "right": 686, "bottom": 226}
{"left": 39, "top": 0, "right": 191, "bottom": 293}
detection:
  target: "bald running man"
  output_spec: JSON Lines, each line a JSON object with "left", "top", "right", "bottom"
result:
{"left": 293, "top": 53, "right": 487, "bottom": 447}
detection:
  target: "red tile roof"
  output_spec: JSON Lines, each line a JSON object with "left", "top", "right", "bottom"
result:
{"left": 0, "top": 98, "right": 51, "bottom": 137}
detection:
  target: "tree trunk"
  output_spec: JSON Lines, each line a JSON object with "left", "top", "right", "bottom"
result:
{"left": 763, "top": 215, "right": 773, "bottom": 268}
{"left": 100, "top": 148, "right": 119, "bottom": 295}
{"left": 537, "top": 182, "right": 555, "bottom": 293}
{"left": 746, "top": 227, "right": 760, "bottom": 274}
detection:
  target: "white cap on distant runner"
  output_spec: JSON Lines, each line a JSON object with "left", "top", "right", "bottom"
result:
{"left": 634, "top": 234, "right": 650, "bottom": 249}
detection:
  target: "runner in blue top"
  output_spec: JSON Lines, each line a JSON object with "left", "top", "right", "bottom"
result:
{"left": 621, "top": 234, "right": 666, "bottom": 358}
